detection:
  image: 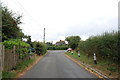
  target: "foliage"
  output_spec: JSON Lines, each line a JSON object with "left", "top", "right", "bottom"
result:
{"left": 14, "top": 57, "right": 36, "bottom": 71}
{"left": 107, "top": 66, "right": 117, "bottom": 72}
{"left": 2, "top": 39, "right": 30, "bottom": 49}
{"left": 2, "top": 5, "right": 24, "bottom": 41}
{"left": 23, "top": 35, "right": 32, "bottom": 47}
{"left": 1, "top": 39, "right": 30, "bottom": 59}
{"left": 33, "top": 41, "right": 47, "bottom": 55}
{"left": 47, "top": 45, "right": 68, "bottom": 50}
{"left": 79, "top": 31, "right": 118, "bottom": 63}
{"left": 65, "top": 36, "right": 81, "bottom": 50}
{"left": 2, "top": 72, "right": 16, "bottom": 79}
{"left": 46, "top": 42, "right": 53, "bottom": 46}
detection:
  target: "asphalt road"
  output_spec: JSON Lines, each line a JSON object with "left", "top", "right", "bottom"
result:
{"left": 21, "top": 50, "right": 98, "bottom": 78}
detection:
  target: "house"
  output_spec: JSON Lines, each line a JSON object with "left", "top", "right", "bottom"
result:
{"left": 55, "top": 40, "right": 66, "bottom": 46}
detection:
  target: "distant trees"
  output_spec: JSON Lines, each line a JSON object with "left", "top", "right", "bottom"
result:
{"left": 65, "top": 36, "right": 81, "bottom": 50}
{"left": 46, "top": 42, "right": 53, "bottom": 46}
{"left": 46, "top": 41, "right": 68, "bottom": 50}
{"left": 2, "top": 6, "right": 24, "bottom": 41}
{"left": 47, "top": 45, "right": 68, "bottom": 50}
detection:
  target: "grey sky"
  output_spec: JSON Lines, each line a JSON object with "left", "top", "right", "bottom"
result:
{"left": 2, "top": 0, "right": 119, "bottom": 43}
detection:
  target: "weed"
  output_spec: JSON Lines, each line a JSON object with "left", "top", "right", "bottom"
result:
{"left": 107, "top": 67, "right": 117, "bottom": 72}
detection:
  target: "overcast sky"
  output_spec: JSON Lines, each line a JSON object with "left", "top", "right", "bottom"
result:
{"left": 1, "top": 0, "right": 119, "bottom": 43}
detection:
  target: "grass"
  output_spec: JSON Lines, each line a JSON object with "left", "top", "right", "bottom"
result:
{"left": 2, "top": 55, "right": 39, "bottom": 79}
{"left": 15, "top": 57, "right": 37, "bottom": 72}
{"left": 66, "top": 51, "right": 93, "bottom": 65}
{"left": 65, "top": 51, "right": 119, "bottom": 78}
{"left": 2, "top": 72, "right": 16, "bottom": 79}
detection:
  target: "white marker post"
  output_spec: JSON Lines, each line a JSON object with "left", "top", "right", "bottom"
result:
{"left": 78, "top": 51, "right": 80, "bottom": 57}
{"left": 94, "top": 53, "right": 97, "bottom": 64}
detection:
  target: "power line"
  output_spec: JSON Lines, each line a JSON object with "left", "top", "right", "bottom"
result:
{"left": 11, "top": 0, "right": 46, "bottom": 42}
{"left": 12, "top": 0, "right": 44, "bottom": 29}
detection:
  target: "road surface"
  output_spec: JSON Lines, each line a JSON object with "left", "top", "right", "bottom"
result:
{"left": 21, "top": 50, "right": 98, "bottom": 78}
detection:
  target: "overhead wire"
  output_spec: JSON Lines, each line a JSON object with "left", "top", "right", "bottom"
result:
{"left": 11, "top": 0, "right": 44, "bottom": 41}
{"left": 12, "top": 0, "right": 44, "bottom": 29}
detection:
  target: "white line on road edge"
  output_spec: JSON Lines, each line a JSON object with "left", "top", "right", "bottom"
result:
{"left": 77, "top": 60, "right": 109, "bottom": 79}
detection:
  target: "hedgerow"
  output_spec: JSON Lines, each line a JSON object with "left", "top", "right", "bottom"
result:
{"left": 2, "top": 39, "right": 30, "bottom": 49}
{"left": 79, "top": 31, "right": 118, "bottom": 63}
{"left": 47, "top": 45, "right": 68, "bottom": 50}
{"left": 33, "top": 41, "right": 47, "bottom": 55}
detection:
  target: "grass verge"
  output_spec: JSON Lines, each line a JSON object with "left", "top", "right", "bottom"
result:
{"left": 65, "top": 51, "right": 119, "bottom": 78}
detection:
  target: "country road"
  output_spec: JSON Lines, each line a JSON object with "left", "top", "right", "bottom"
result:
{"left": 21, "top": 50, "right": 98, "bottom": 78}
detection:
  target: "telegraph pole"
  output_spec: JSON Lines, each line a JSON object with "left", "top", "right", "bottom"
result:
{"left": 43, "top": 28, "right": 45, "bottom": 43}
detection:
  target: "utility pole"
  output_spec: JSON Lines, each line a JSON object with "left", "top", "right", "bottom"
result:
{"left": 43, "top": 28, "right": 45, "bottom": 43}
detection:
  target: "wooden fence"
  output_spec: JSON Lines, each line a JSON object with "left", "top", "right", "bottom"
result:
{"left": 1, "top": 45, "right": 30, "bottom": 72}
{"left": 0, "top": 45, "right": 4, "bottom": 79}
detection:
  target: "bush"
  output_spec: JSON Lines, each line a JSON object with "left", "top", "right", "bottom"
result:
{"left": 47, "top": 45, "right": 68, "bottom": 50}
{"left": 65, "top": 36, "right": 81, "bottom": 50}
{"left": 34, "top": 42, "right": 47, "bottom": 55}
{"left": 1, "top": 39, "right": 30, "bottom": 59}
{"left": 107, "top": 66, "right": 117, "bottom": 72}
{"left": 79, "top": 31, "right": 118, "bottom": 63}
{"left": 2, "top": 39, "right": 30, "bottom": 49}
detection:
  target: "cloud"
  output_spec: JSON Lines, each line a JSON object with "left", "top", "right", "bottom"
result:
{"left": 2, "top": 0, "right": 119, "bottom": 43}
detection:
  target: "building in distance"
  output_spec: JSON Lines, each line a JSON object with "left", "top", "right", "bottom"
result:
{"left": 55, "top": 40, "right": 66, "bottom": 46}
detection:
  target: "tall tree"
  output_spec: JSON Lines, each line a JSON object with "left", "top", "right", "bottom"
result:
{"left": 65, "top": 36, "right": 81, "bottom": 50}
{"left": 2, "top": 6, "right": 24, "bottom": 41}
{"left": 26, "top": 35, "right": 31, "bottom": 44}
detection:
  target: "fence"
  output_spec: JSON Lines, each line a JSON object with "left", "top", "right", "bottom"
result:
{"left": 0, "top": 45, "right": 4, "bottom": 80}
{"left": 1, "top": 45, "right": 30, "bottom": 72}
{"left": 4, "top": 46, "right": 16, "bottom": 71}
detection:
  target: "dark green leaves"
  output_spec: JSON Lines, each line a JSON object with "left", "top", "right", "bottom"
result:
{"left": 2, "top": 6, "right": 24, "bottom": 41}
{"left": 65, "top": 36, "right": 81, "bottom": 50}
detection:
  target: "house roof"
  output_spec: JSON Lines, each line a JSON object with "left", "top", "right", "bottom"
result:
{"left": 56, "top": 40, "right": 65, "bottom": 45}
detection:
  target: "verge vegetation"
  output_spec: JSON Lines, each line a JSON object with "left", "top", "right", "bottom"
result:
{"left": 66, "top": 51, "right": 118, "bottom": 78}
{"left": 47, "top": 45, "right": 68, "bottom": 50}
{"left": 66, "top": 31, "right": 119, "bottom": 78}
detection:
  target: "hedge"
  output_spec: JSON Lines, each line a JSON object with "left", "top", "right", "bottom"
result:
{"left": 79, "top": 31, "right": 118, "bottom": 63}
{"left": 47, "top": 45, "right": 68, "bottom": 50}
{"left": 33, "top": 42, "right": 47, "bottom": 55}
{"left": 2, "top": 39, "right": 30, "bottom": 49}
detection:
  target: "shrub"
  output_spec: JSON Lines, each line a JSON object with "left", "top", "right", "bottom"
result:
{"left": 47, "top": 45, "right": 68, "bottom": 50}
{"left": 2, "top": 39, "right": 30, "bottom": 49}
{"left": 34, "top": 42, "right": 47, "bottom": 55}
{"left": 79, "top": 31, "right": 118, "bottom": 63}
{"left": 2, "top": 39, "right": 30, "bottom": 59}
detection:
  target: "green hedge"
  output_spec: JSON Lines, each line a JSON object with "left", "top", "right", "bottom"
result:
{"left": 79, "top": 31, "right": 118, "bottom": 63}
{"left": 34, "top": 42, "right": 47, "bottom": 55}
{"left": 2, "top": 39, "right": 30, "bottom": 49}
{"left": 1, "top": 39, "right": 30, "bottom": 59}
{"left": 47, "top": 45, "right": 68, "bottom": 50}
